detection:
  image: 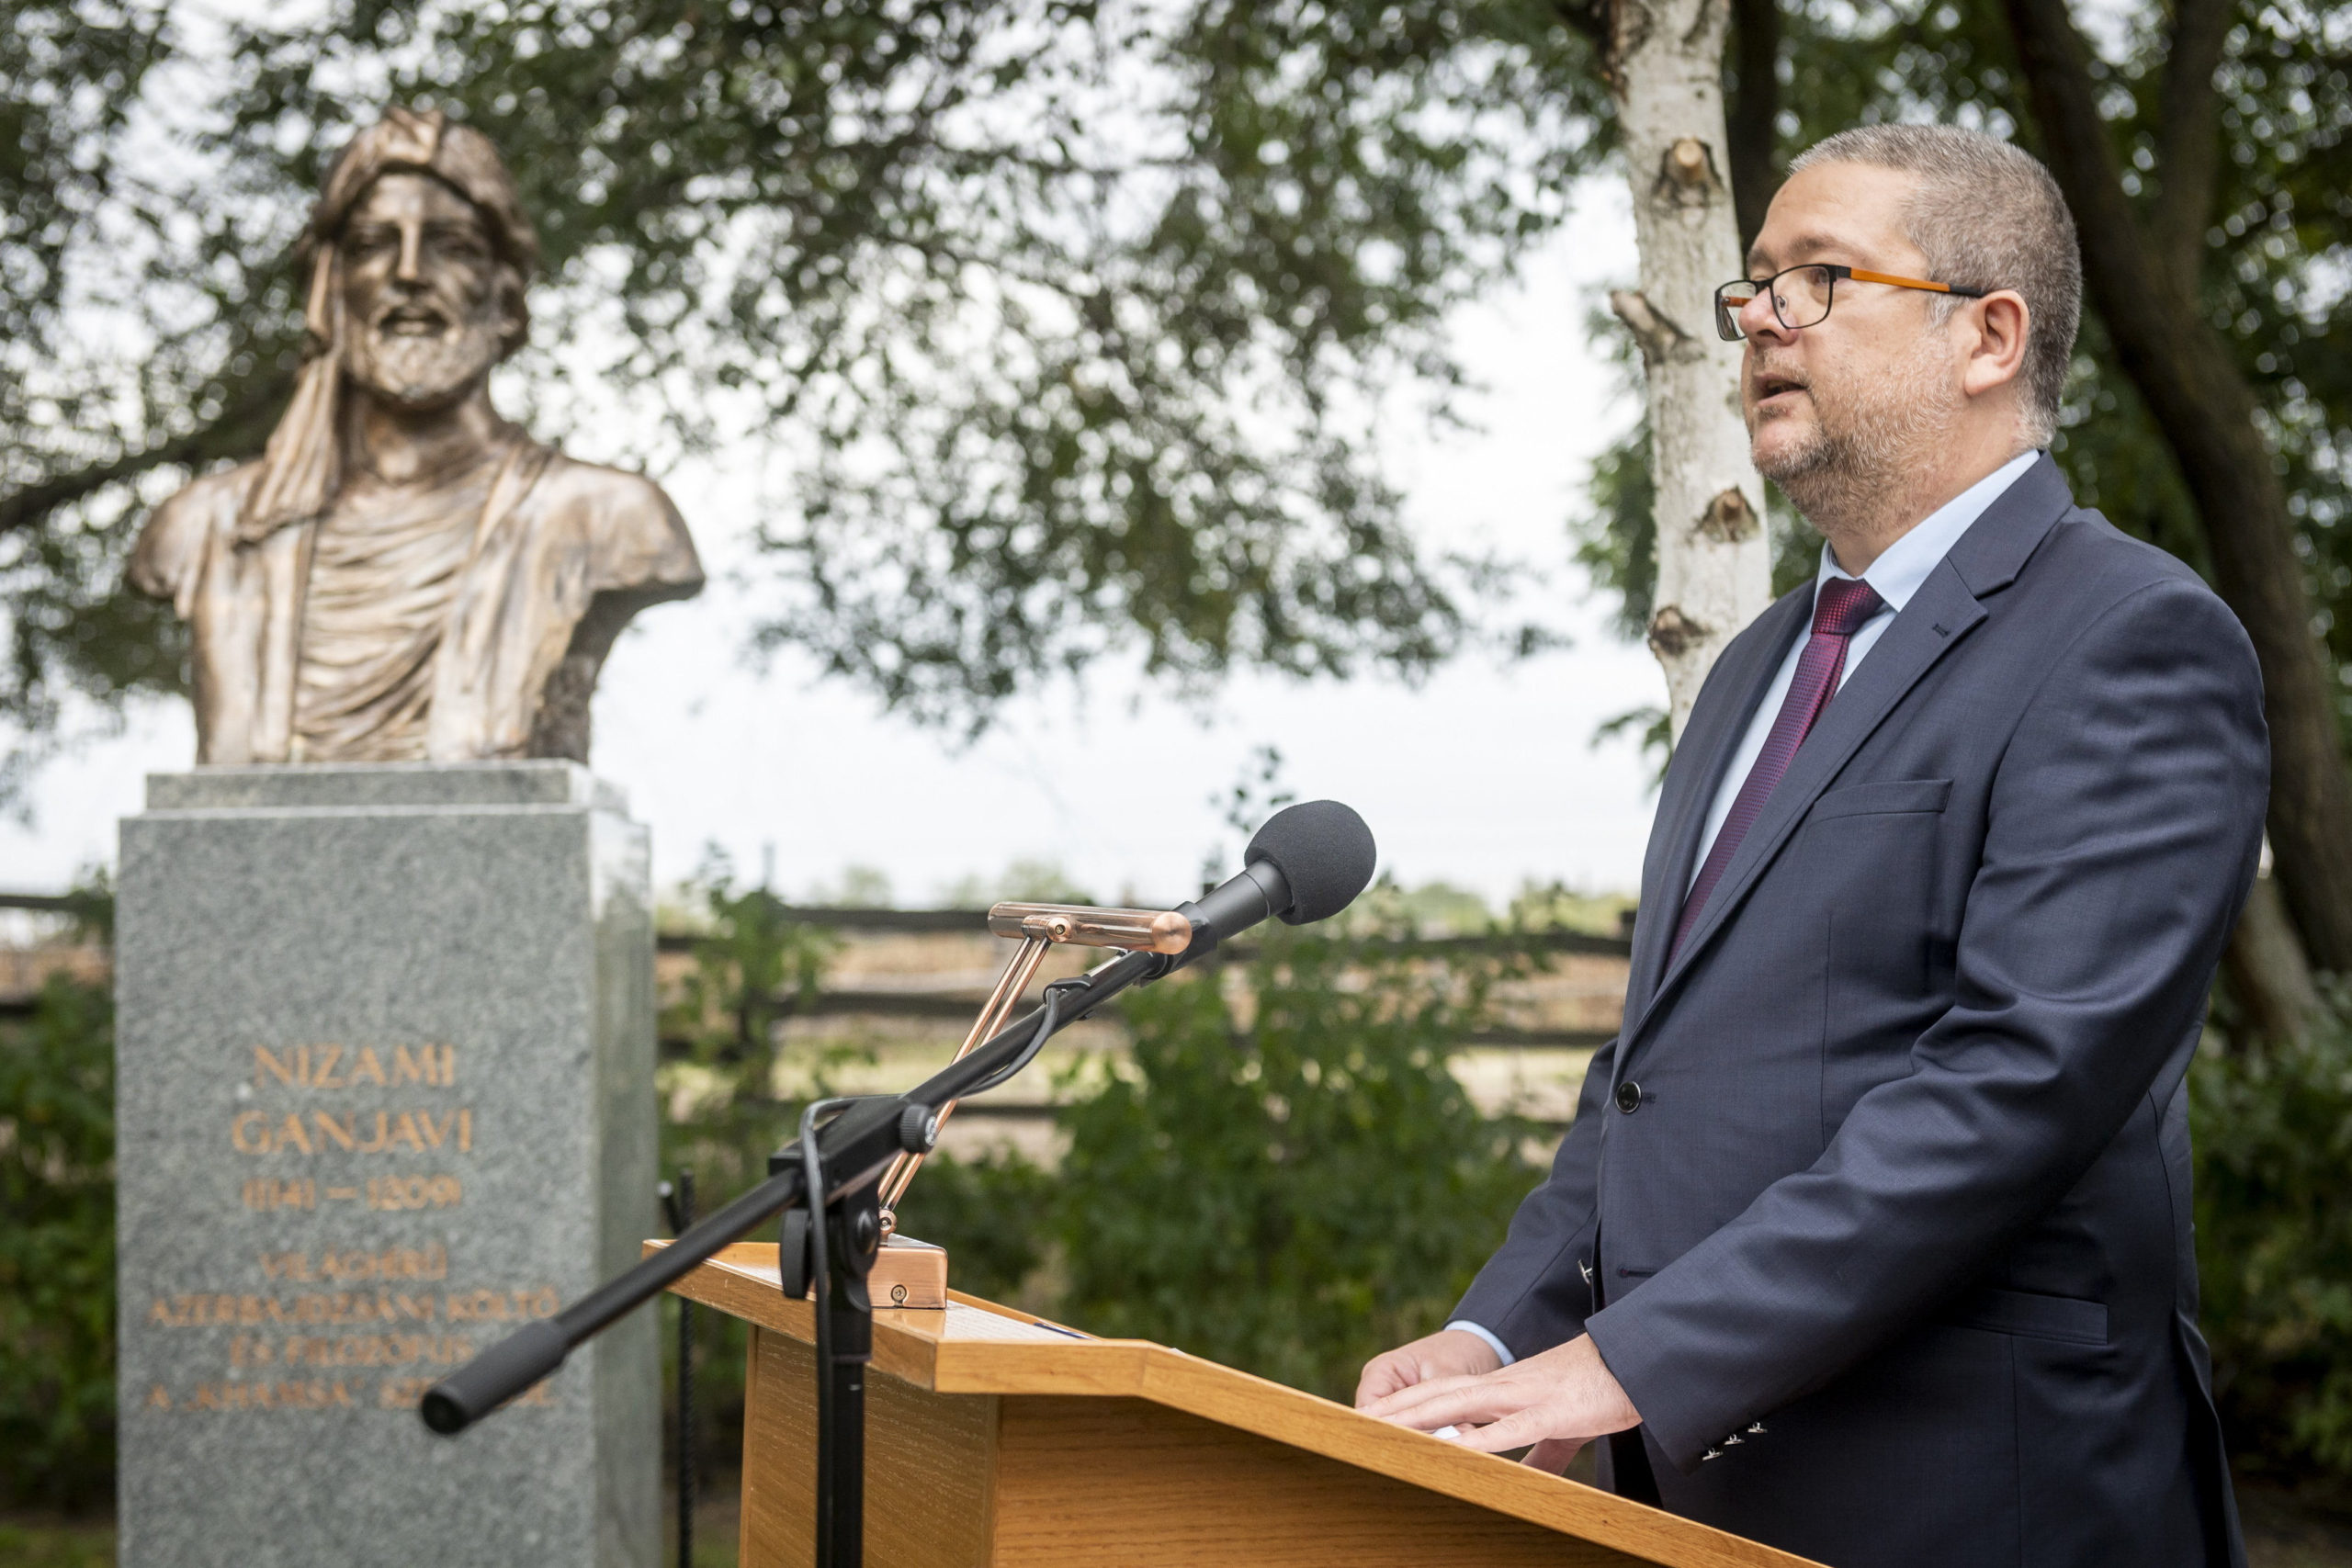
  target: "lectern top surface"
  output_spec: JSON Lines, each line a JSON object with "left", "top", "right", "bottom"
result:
{"left": 646, "top": 1242, "right": 1823, "bottom": 1568}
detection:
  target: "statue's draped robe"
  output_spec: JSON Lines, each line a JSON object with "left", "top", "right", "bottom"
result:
{"left": 130, "top": 439, "right": 702, "bottom": 764}
{"left": 291, "top": 450, "right": 492, "bottom": 760}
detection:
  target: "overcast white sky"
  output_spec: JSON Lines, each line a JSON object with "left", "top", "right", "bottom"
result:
{"left": 2, "top": 178, "right": 1664, "bottom": 909}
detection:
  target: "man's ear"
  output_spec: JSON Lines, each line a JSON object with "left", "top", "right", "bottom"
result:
{"left": 1960, "top": 289, "right": 2030, "bottom": 400}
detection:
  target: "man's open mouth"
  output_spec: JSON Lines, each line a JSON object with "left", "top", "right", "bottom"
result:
{"left": 1750, "top": 369, "right": 1808, "bottom": 409}
{"left": 377, "top": 305, "right": 449, "bottom": 338}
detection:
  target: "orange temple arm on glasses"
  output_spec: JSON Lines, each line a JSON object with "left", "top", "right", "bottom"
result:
{"left": 1844, "top": 266, "right": 1988, "bottom": 297}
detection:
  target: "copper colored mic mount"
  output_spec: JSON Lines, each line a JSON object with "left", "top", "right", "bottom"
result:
{"left": 877, "top": 902, "right": 1193, "bottom": 1239}
{"left": 983, "top": 902, "right": 1193, "bottom": 954}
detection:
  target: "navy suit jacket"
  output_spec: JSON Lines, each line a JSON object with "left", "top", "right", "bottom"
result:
{"left": 1454, "top": 457, "right": 2266, "bottom": 1568}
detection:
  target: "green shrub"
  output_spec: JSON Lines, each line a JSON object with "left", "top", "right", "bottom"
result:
{"left": 0, "top": 976, "right": 118, "bottom": 1511}
{"left": 2194, "top": 994, "right": 2352, "bottom": 1487}
{"left": 1051, "top": 927, "right": 1547, "bottom": 1401}
{"left": 655, "top": 874, "right": 1552, "bottom": 1423}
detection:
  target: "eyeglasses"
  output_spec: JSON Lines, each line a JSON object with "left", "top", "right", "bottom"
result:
{"left": 1713, "top": 264, "right": 1989, "bottom": 342}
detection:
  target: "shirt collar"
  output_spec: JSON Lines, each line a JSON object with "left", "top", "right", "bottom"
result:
{"left": 1816, "top": 449, "right": 2041, "bottom": 613}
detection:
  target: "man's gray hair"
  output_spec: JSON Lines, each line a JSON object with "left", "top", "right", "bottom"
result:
{"left": 1788, "top": 124, "right": 2081, "bottom": 446}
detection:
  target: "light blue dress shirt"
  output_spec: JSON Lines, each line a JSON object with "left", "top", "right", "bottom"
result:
{"left": 1445, "top": 449, "right": 2040, "bottom": 1368}
{"left": 1687, "top": 450, "right": 2040, "bottom": 884}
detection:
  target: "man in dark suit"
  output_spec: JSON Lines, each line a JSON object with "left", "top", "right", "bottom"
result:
{"left": 1360, "top": 125, "right": 2265, "bottom": 1567}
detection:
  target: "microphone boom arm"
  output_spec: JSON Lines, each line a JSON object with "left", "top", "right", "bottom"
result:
{"left": 418, "top": 945, "right": 1170, "bottom": 1437}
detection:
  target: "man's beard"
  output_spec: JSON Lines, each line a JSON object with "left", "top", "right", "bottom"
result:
{"left": 1752, "top": 334, "right": 1964, "bottom": 533}
{"left": 345, "top": 305, "right": 504, "bottom": 412}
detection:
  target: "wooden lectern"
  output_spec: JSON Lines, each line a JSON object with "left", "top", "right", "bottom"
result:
{"left": 658, "top": 1243, "right": 1820, "bottom": 1568}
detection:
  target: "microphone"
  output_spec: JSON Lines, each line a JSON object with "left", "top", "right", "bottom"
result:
{"left": 1169, "top": 799, "right": 1377, "bottom": 969}
{"left": 982, "top": 800, "right": 1378, "bottom": 969}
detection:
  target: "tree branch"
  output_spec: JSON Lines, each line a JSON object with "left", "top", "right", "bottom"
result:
{"left": 2001, "top": 0, "right": 2158, "bottom": 300}
{"left": 1608, "top": 288, "right": 1692, "bottom": 368}
{"left": 2151, "top": 0, "right": 2229, "bottom": 294}
{"left": 0, "top": 374, "right": 287, "bottom": 539}
{"left": 2002, "top": 0, "right": 2352, "bottom": 975}
{"left": 1724, "top": 0, "right": 1781, "bottom": 253}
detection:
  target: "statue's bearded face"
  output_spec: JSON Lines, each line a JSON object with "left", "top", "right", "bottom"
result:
{"left": 337, "top": 172, "right": 520, "bottom": 412}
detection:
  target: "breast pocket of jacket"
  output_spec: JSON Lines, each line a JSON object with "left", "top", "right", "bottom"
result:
{"left": 1807, "top": 778, "right": 1954, "bottom": 1025}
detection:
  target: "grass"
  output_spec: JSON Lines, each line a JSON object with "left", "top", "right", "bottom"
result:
{"left": 663, "top": 1470, "right": 741, "bottom": 1568}
{"left": 0, "top": 1519, "right": 113, "bottom": 1568}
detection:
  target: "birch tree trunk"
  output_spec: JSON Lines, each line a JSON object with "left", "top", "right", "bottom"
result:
{"left": 1602, "top": 0, "right": 1773, "bottom": 739}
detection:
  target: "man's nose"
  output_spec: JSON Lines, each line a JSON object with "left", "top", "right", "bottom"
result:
{"left": 395, "top": 221, "right": 424, "bottom": 283}
{"left": 1740, "top": 288, "right": 1791, "bottom": 344}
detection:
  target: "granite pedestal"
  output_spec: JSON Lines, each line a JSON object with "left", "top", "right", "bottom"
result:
{"left": 114, "top": 763, "right": 659, "bottom": 1568}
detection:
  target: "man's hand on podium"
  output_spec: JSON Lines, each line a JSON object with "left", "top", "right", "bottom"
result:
{"left": 1359, "top": 1333, "right": 1640, "bottom": 1474}
{"left": 1353, "top": 1327, "right": 1503, "bottom": 1407}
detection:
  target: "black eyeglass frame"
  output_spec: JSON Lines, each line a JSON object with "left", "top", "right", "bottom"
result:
{"left": 1713, "top": 264, "right": 1991, "bottom": 342}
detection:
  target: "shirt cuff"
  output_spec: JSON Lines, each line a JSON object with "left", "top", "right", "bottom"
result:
{"left": 1442, "top": 1320, "right": 1516, "bottom": 1367}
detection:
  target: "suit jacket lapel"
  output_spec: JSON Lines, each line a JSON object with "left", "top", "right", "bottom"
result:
{"left": 1623, "top": 589, "right": 1811, "bottom": 1020}
{"left": 1619, "top": 453, "right": 2076, "bottom": 1055}
{"left": 1645, "top": 565, "right": 1985, "bottom": 1001}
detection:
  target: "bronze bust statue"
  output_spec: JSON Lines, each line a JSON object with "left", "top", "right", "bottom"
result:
{"left": 131, "top": 107, "right": 703, "bottom": 764}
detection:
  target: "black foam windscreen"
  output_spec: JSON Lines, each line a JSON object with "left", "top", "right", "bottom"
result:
{"left": 1243, "top": 800, "right": 1377, "bottom": 926}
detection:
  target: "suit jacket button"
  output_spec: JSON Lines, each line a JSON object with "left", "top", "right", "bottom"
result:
{"left": 1615, "top": 1081, "right": 1644, "bottom": 1114}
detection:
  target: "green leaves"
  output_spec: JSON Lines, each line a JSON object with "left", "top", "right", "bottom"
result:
{"left": 2194, "top": 994, "right": 2352, "bottom": 1483}
{"left": 0, "top": 976, "right": 118, "bottom": 1509}
{"left": 2, "top": 0, "right": 1614, "bottom": 779}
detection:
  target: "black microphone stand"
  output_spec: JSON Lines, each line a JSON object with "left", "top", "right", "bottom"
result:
{"left": 419, "top": 948, "right": 1167, "bottom": 1568}
{"left": 656, "top": 1170, "right": 695, "bottom": 1568}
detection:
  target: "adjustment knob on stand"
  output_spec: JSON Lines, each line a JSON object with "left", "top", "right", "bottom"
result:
{"left": 897, "top": 1103, "right": 941, "bottom": 1154}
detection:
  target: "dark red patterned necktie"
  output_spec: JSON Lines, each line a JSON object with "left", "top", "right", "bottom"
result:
{"left": 1671, "top": 575, "right": 1886, "bottom": 958}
